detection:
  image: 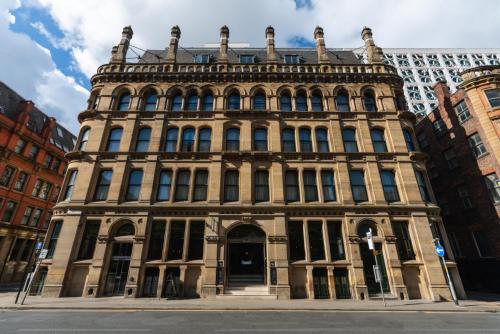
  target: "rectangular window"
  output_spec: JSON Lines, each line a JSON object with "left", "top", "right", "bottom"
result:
{"left": 78, "top": 221, "right": 100, "bottom": 260}
{"left": 284, "top": 55, "right": 301, "bottom": 64}
{"left": 327, "top": 221, "right": 345, "bottom": 260}
{"left": 174, "top": 170, "right": 190, "bottom": 201}
{"left": 454, "top": 101, "right": 471, "bottom": 123}
{"left": 52, "top": 186, "right": 60, "bottom": 203}
{"left": 46, "top": 221, "right": 62, "bottom": 259}
{"left": 30, "top": 208, "right": 42, "bottom": 227}
{"left": 432, "top": 119, "right": 446, "bottom": 136}
{"left": 239, "top": 55, "right": 256, "bottom": 64}
{"left": 321, "top": 171, "right": 336, "bottom": 202}
{"left": 254, "top": 170, "right": 269, "bottom": 203}
{"left": 380, "top": 170, "right": 400, "bottom": 202}
{"left": 193, "top": 170, "right": 208, "bottom": 201}
{"left": 147, "top": 221, "right": 165, "bottom": 260}
{"left": 9, "top": 238, "right": 24, "bottom": 261}
{"left": 157, "top": 170, "right": 172, "bottom": 201}
{"left": 484, "top": 173, "right": 500, "bottom": 204}
{"left": 253, "top": 128, "right": 268, "bottom": 151}
{"left": 167, "top": 221, "right": 185, "bottom": 260}
{"left": 20, "top": 240, "right": 34, "bottom": 262}
{"left": 21, "top": 206, "right": 33, "bottom": 225}
{"left": 285, "top": 170, "right": 300, "bottom": 203}
{"left": 94, "top": 170, "right": 113, "bottom": 201}
{"left": 444, "top": 149, "right": 459, "bottom": 170}
{"left": 14, "top": 172, "right": 28, "bottom": 192}
{"left": 43, "top": 211, "right": 52, "bottom": 229}
{"left": 457, "top": 185, "right": 473, "bottom": 209}
{"left": 0, "top": 166, "right": 15, "bottom": 187}
{"left": 194, "top": 54, "right": 211, "bottom": 63}
{"left": 485, "top": 89, "right": 500, "bottom": 108}
{"left": 27, "top": 145, "right": 39, "bottom": 161}
{"left": 125, "top": 169, "right": 143, "bottom": 201}
{"left": 2, "top": 201, "right": 17, "bottom": 222}
{"left": 42, "top": 154, "right": 53, "bottom": 169}
{"left": 287, "top": 221, "right": 305, "bottom": 261}
{"left": 393, "top": 221, "right": 415, "bottom": 261}
{"left": 468, "top": 133, "right": 487, "bottom": 158}
{"left": 350, "top": 170, "right": 368, "bottom": 203}
{"left": 472, "top": 231, "right": 493, "bottom": 257}
{"left": 14, "top": 139, "right": 26, "bottom": 154}
{"left": 52, "top": 159, "right": 61, "bottom": 173}
{"left": 224, "top": 170, "right": 239, "bottom": 202}
{"left": 39, "top": 182, "right": 51, "bottom": 200}
{"left": 308, "top": 221, "right": 325, "bottom": 261}
{"left": 303, "top": 170, "right": 318, "bottom": 202}
{"left": 415, "top": 170, "right": 431, "bottom": 202}
{"left": 63, "top": 170, "right": 78, "bottom": 201}
{"left": 187, "top": 221, "right": 205, "bottom": 260}
{"left": 334, "top": 268, "right": 351, "bottom": 299}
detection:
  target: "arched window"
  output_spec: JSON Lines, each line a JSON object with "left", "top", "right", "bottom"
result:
{"left": 253, "top": 127, "right": 268, "bottom": 151}
{"left": 299, "top": 127, "right": 312, "bottom": 152}
{"left": 280, "top": 92, "right": 292, "bottom": 112}
{"left": 228, "top": 92, "right": 241, "bottom": 110}
{"left": 115, "top": 223, "right": 135, "bottom": 237}
{"left": 357, "top": 221, "right": 377, "bottom": 237}
{"left": 201, "top": 93, "right": 214, "bottom": 111}
{"left": 89, "top": 91, "right": 100, "bottom": 110}
{"left": 311, "top": 92, "right": 323, "bottom": 112}
{"left": 198, "top": 128, "right": 212, "bottom": 152}
{"left": 135, "top": 127, "right": 151, "bottom": 152}
{"left": 253, "top": 92, "right": 266, "bottom": 110}
{"left": 403, "top": 129, "right": 415, "bottom": 152}
{"left": 335, "top": 90, "right": 350, "bottom": 112}
{"left": 125, "top": 169, "right": 143, "bottom": 201}
{"left": 187, "top": 94, "right": 198, "bottom": 111}
{"left": 342, "top": 128, "right": 358, "bottom": 153}
{"left": 106, "top": 128, "right": 123, "bottom": 152}
{"left": 363, "top": 90, "right": 377, "bottom": 112}
{"left": 117, "top": 92, "right": 131, "bottom": 111}
{"left": 315, "top": 128, "right": 329, "bottom": 153}
{"left": 282, "top": 128, "right": 296, "bottom": 152}
{"left": 181, "top": 127, "right": 195, "bottom": 152}
{"left": 296, "top": 92, "right": 307, "bottom": 111}
{"left": 171, "top": 93, "right": 183, "bottom": 111}
{"left": 78, "top": 128, "right": 90, "bottom": 151}
{"left": 144, "top": 90, "right": 157, "bottom": 111}
{"left": 164, "top": 128, "right": 179, "bottom": 152}
{"left": 225, "top": 128, "right": 240, "bottom": 151}
{"left": 371, "top": 128, "right": 388, "bottom": 153}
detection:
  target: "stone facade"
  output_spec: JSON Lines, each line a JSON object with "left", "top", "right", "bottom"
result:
{"left": 39, "top": 26, "right": 462, "bottom": 301}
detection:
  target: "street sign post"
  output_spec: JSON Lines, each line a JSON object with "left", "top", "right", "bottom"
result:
{"left": 20, "top": 249, "right": 48, "bottom": 305}
{"left": 367, "top": 228, "right": 386, "bottom": 306}
{"left": 434, "top": 241, "right": 459, "bottom": 306}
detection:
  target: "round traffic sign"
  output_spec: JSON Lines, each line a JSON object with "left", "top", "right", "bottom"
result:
{"left": 435, "top": 244, "right": 445, "bottom": 257}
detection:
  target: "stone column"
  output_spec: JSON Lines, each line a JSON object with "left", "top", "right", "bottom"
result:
{"left": 125, "top": 233, "right": 145, "bottom": 298}
{"left": 305, "top": 265, "right": 314, "bottom": 299}
{"left": 269, "top": 216, "right": 290, "bottom": 299}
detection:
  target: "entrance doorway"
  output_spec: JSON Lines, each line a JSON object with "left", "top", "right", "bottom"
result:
{"left": 104, "top": 243, "right": 132, "bottom": 296}
{"left": 360, "top": 243, "right": 390, "bottom": 295}
{"left": 227, "top": 224, "right": 266, "bottom": 285}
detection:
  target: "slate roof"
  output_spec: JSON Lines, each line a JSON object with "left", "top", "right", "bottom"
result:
{"left": 0, "top": 81, "right": 76, "bottom": 153}
{"left": 138, "top": 47, "right": 361, "bottom": 65}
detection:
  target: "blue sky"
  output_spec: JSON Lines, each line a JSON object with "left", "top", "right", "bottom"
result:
{"left": 1, "top": 0, "right": 499, "bottom": 133}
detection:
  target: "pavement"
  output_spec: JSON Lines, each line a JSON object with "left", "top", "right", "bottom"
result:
{"left": 0, "top": 292, "right": 499, "bottom": 313}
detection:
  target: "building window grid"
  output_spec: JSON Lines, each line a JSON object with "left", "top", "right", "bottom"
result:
{"left": 468, "top": 133, "right": 487, "bottom": 158}
{"left": 454, "top": 101, "right": 471, "bottom": 123}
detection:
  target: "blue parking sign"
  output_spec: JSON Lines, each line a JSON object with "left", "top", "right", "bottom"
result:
{"left": 435, "top": 244, "right": 445, "bottom": 257}
{"left": 36, "top": 241, "right": 43, "bottom": 250}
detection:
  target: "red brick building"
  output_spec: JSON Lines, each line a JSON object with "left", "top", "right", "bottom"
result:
{"left": 415, "top": 66, "right": 500, "bottom": 293}
{"left": 0, "top": 81, "right": 76, "bottom": 287}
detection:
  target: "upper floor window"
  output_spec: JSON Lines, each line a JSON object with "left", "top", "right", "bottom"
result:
{"left": 363, "top": 90, "right": 377, "bottom": 112}
{"left": 78, "top": 221, "right": 101, "bottom": 260}
{"left": 125, "top": 169, "right": 143, "bottom": 201}
{"left": 371, "top": 128, "right": 388, "bottom": 153}
{"left": 468, "top": 133, "right": 487, "bottom": 158}
{"left": 280, "top": 92, "right": 292, "bottom": 112}
{"left": 63, "top": 170, "right": 78, "bottom": 201}
{"left": 457, "top": 185, "right": 473, "bottom": 209}
{"left": 299, "top": 128, "right": 312, "bottom": 152}
{"left": 187, "top": 94, "right": 198, "bottom": 111}
{"left": 311, "top": 93, "right": 323, "bottom": 112}
{"left": 484, "top": 173, "right": 500, "bottom": 204}
{"left": 296, "top": 92, "right": 307, "bottom": 111}
{"left": 472, "top": 231, "right": 493, "bottom": 258}
{"left": 315, "top": 128, "right": 329, "bottom": 153}
{"left": 198, "top": 128, "right": 212, "bottom": 152}
{"left": 193, "top": 170, "right": 208, "bottom": 201}
{"left": 172, "top": 93, "right": 183, "bottom": 111}
{"left": 321, "top": 170, "right": 336, "bottom": 202}
{"left": 342, "top": 128, "right": 358, "bottom": 153}
{"left": 0, "top": 166, "right": 15, "bottom": 188}
{"left": 174, "top": 170, "right": 190, "bottom": 201}
{"left": 224, "top": 170, "right": 239, "bottom": 202}
{"left": 284, "top": 55, "right": 301, "bottom": 64}
{"left": 253, "top": 128, "right": 268, "bottom": 151}
{"left": 395, "top": 94, "right": 407, "bottom": 110}
{"left": 135, "top": 128, "right": 151, "bottom": 152}
{"left": 228, "top": 92, "right": 241, "bottom": 110}
{"left": 106, "top": 128, "right": 123, "bottom": 152}
{"left": 485, "top": 89, "right": 500, "bottom": 108}
{"left": 78, "top": 128, "right": 90, "bottom": 151}
{"left": 444, "top": 149, "right": 459, "bottom": 170}
{"left": 415, "top": 170, "right": 430, "bottom": 202}
{"left": 282, "top": 128, "right": 296, "bottom": 152}
{"left": 156, "top": 170, "right": 172, "bottom": 201}
{"left": 403, "top": 129, "right": 415, "bottom": 152}
{"left": 380, "top": 170, "right": 400, "bottom": 202}
{"left": 240, "top": 55, "right": 255, "bottom": 64}
{"left": 303, "top": 170, "right": 318, "bottom": 202}
{"left": 14, "top": 138, "right": 26, "bottom": 154}
{"left": 432, "top": 119, "right": 446, "bottom": 136}
{"left": 165, "top": 127, "right": 179, "bottom": 152}
{"left": 253, "top": 93, "right": 266, "bottom": 110}
{"left": 2, "top": 201, "right": 17, "bottom": 222}
{"left": 94, "top": 170, "right": 112, "bottom": 201}
{"left": 254, "top": 170, "right": 269, "bottom": 203}
{"left": 181, "top": 127, "right": 195, "bottom": 152}
{"left": 225, "top": 128, "right": 240, "bottom": 151}
{"left": 393, "top": 222, "right": 415, "bottom": 261}
{"left": 27, "top": 145, "right": 39, "bottom": 161}
{"left": 335, "top": 91, "right": 350, "bottom": 112}
{"left": 144, "top": 91, "right": 157, "bottom": 111}
{"left": 201, "top": 93, "right": 214, "bottom": 111}
{"left": 117, "top": 92, "right": 131, "bottom": 111}
{"left": 14, "top": 172, "right": 28, "bottom": 192}
{"left": 194, "top": 54, "right": 211, "bottom": 63}
{"left": 285, "top": 170, "right": 299, "bottom": 203}
{"left": 350, "top": 170, "right": 368, "bottom": 203}
{"left": 454, "top": 101, "right": 471, "bottom": 123}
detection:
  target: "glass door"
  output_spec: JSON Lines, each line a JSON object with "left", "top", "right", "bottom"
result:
{"left": 104, "top": 243, "right": 132, "bottom": 296}
{"left": 360, "top": 243, "right": 390, "bottom": 295}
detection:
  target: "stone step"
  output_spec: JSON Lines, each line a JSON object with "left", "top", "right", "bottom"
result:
{"left": 216, "top": 294, "right": 278, "bottom": 300}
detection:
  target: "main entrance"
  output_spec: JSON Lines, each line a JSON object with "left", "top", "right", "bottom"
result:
{"left": 104, "top": 242, "right": 132, "bottom": 296}
{"left": 227, "top": 225, "right": 266, "bottom": 285}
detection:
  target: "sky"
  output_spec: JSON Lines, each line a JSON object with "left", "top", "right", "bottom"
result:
{"left": 0, "top": 0, "right": 499, "bottom": 133}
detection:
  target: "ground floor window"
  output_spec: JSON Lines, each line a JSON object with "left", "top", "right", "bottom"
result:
{"left": 162, "top": 267, "right": 180, "bottom": 298}
{"left": 312, "top": 267, "right": 330, "bottom": 299}
{"left": 143, "top": 267, "right": 159, "bottom": 297}
{"left": 30, "top": 267, "right": 48, "bottom": 296}
{"left": 333, "top": 268, "right": 351, "bottom": 299}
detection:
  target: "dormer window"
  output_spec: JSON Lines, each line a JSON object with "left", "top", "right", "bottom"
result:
{"left": 240, "top": 55, "right": 256, "bottom": 64}
{"left": 284, "top": 55, "right": 301, "bottom": 64}
{"left": 194, "top": 54, "right": 211, "bottom": 64}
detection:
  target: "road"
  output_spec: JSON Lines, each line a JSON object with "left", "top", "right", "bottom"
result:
{"left": 0, "top": 310, "right": 499, "bottom": 333}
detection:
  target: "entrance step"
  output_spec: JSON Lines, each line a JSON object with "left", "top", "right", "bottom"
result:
{"left": 218, "top": 284, "right": 277, "bottom": 300}
{"left": 227, "top": 275, "right": 264, "bottom": 284}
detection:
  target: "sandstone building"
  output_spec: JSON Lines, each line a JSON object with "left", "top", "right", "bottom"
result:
{"left": 38, "top": 25, "right": 463, "bottom": 300}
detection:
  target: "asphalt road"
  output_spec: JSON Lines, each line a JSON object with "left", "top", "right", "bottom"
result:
{"left": 0, "top": 310, "right": 499, "bottom": 333}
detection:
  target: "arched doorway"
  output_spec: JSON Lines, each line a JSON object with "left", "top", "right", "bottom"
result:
{"left": 227, "top": 224, "right": 266, "bottom": 285}
{"left": 357, "top": 221, "right": 390, "bottom": 295}
{"left": 103, "top": 223, "right": 135, "bottom": 296}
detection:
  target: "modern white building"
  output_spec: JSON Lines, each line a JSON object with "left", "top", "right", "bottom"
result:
{"left": 352, "top": 48, "right": 500, "bottom": 116}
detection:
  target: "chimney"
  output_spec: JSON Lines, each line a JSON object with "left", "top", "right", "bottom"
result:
{"left": 314, "top": 26, "right": 329, "bottom": 64}
{"left": 16, "top": 100, "right": 34, "bottom": 126}
{"left": 110, "top": 26, "right": 133, "bottom": 63}
{"left": 41, "top": 117, "right": 57, "bottom": 140}
{"left": 166, "top": 25, "right": 181, "bottom": 63}
{"left": 361, "top": 27, "right": 384, "bottom": 64}
{"left": 218, "top": 25, "right": 229, "bottom": 63}
{"left": 266, "top": 26, "right": 277, "bottom": 63}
